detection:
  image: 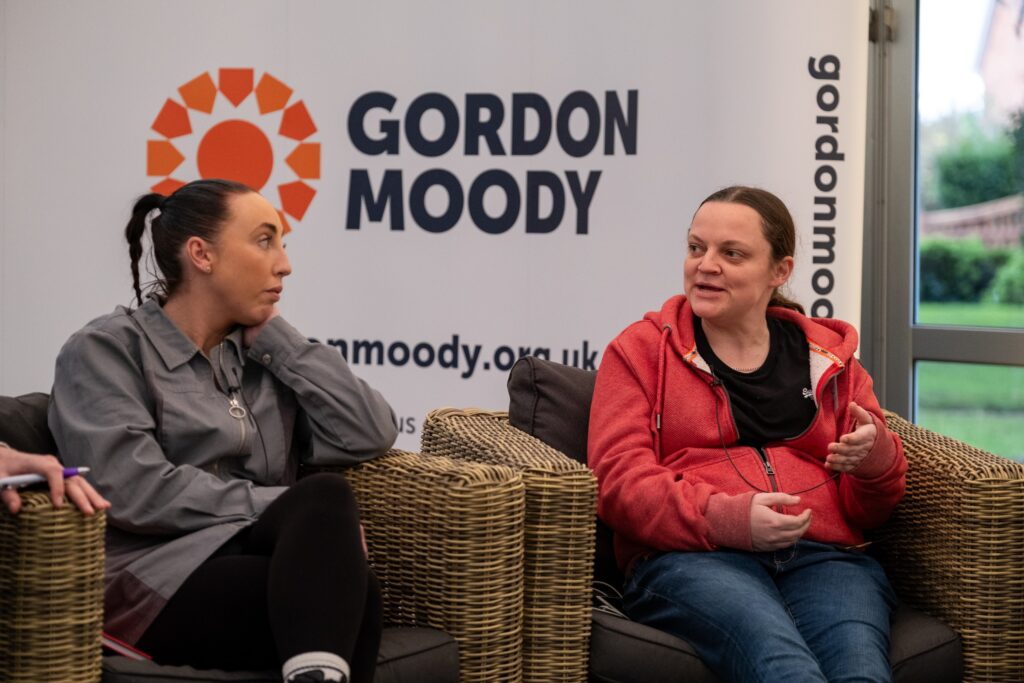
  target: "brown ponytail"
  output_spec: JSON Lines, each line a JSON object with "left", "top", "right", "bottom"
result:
{"left": 767, "top": 291, "right": 805, "bottom": 315}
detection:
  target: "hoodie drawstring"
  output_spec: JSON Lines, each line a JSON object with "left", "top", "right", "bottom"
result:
{"left": 653, "top": 324, "right": 671, "bottom": 458}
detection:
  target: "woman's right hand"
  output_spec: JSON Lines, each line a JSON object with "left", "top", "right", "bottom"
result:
{"left": 243, "top": 305, "right": 280, "bottom": 348}
{"left": 0, "top": 446, "right": 110, "bottom": 515}
{"left": 749, "top": 493, "right": 811, "bottom": 551}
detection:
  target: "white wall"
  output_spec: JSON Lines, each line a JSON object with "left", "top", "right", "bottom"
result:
{"left": 0, "top": 0, "right": 868, "bottom": 447}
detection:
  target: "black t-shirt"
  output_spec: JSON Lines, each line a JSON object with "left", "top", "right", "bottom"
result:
{"left": 693, "top": 314, "right": 817, "bottom": 446}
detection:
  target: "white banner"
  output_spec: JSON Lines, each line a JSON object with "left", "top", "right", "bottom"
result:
{"left": 0, "top": 0, "right": 868, "bottom": 448}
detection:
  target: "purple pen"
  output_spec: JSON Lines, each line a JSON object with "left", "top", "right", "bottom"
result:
{"left": 0, "top": 466, "right": 91, "bottom": 489}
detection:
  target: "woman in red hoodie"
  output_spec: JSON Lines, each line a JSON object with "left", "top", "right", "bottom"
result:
{"left": 588, "top": 186, "right": 907, "bottom": 682}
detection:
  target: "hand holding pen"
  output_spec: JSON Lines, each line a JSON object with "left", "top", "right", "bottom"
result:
{"left": 0, "top": 443, "right": 110, "bottom": 515}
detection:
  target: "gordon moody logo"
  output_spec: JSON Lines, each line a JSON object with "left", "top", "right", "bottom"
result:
{"left": 146, "top": 68, "right": 320, "bottom": 234}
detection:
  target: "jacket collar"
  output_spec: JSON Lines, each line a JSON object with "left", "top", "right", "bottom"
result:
{"left": 130, "top": 298, "right": 245, "bottom": 371}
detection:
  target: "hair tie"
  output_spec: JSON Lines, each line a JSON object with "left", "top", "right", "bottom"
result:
{"left": 145, "top": 206, "right": 162, "bottom": 229}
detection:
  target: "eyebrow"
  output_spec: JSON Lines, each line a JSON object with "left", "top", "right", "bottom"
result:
{"left": 687, "top": 234, "right": 753, "bottom": 250}
{"left": 253, "top": 222, "right": 279, "bottom": 235}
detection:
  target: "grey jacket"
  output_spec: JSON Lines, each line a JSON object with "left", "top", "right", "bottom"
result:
{"left": 48, "top": 299, "right": 398, "bottom": 643}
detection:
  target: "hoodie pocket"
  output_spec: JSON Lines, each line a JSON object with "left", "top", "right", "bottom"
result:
{"left": 661, "top": 445, "right": 772, "bottom": 496}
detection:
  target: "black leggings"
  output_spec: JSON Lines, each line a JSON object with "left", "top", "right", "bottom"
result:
{"left": 137, "top": 473, "right": 381, "bottom": 681}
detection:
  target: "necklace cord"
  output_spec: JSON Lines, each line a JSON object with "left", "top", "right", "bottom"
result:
{"left": 709, "top": 372, "right": 840, "bottom": 497}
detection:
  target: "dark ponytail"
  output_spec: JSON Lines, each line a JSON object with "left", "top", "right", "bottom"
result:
{"left": 125, "top": 179, "right": 251, "bottom": 307}
{"left": 696, "top": 185, "right": 806, "bottom": 316}
{"left": 125, "top": 193, "right": 165, "bottom": 307}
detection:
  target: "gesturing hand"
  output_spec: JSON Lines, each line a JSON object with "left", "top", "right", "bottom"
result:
{"left": 749, "top": 493, "right": 811, "bottom": 551}
{"left": 825, "top": 402, "right": 877, "bottom": 473}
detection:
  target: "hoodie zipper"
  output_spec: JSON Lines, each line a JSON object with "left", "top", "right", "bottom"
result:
{"left": 709, "top": 374, "right": 779, "bottom": 492}
{"left": 756, "top": 447, "right": 778, "bottom": 492}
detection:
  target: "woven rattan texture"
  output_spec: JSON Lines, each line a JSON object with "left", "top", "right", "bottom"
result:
{"left": 873, "top": 411, "right": 1024, "bottom": 683}
{"left": 0, "top": 491, "right": 105, "bottom": 683}
{"left": 422, "top": 408, "right": 597, "bottom": 683}
{"left": 308, "top": 449, "right": 526, "bottom": 683}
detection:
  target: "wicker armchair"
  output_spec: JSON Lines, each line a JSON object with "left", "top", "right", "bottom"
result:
{"left": 421, "top": 408, "right": 597, "bottom": 683}
{"left": 0, "top": 389, "right": 528, "bottom": 683}
{"left": 873, "top": 412, "right": 1024, "bottom": 683}
{"left": 0, "top": 491, "right": 106, "bottom": 683}
{"left": 310, "top": 449, "right": 527, "bottom": 683}
{"left": 422, "top": 397, "right": 1024, "bottom": 683}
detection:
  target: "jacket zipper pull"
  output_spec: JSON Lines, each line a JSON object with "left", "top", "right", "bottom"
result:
{"left": 228, "top": 394, "right": 247, "bottom": 420}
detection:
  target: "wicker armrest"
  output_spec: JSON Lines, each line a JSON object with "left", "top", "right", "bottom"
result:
{"left": 0, "top": 491, "right": 105, "bottom": 683}
{"left": 875, "top": 411, "right": 1024, "bottom": 682}
{"left": 421, "top": 408, "right": 597, "bottom": 683}
{"left": 305, "top": 449, "right": 525, "bottom": 683}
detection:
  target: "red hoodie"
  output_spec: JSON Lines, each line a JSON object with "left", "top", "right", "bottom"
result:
{"left": 588, "top": 295, "right": 907, "bottom": 572}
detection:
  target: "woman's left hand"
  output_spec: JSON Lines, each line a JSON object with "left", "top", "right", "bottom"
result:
{"left": 825, "top": 402, "right": 877, "bottom": 473}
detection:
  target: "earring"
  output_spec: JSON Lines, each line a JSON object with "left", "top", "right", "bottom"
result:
{"left": 204, "top": 265, "right": 212, "bottom": 273}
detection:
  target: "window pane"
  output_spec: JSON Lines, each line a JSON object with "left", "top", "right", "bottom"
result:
{"left": 916, "top": 1, "right": 1024, "bottom": 330}
{"left": 915, "top": 361, "right": 1024, "bottom": 461}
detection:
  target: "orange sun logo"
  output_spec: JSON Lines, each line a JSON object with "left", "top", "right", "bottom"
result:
{"left": 146, "top": 68, "right": 319, "bottom": 234}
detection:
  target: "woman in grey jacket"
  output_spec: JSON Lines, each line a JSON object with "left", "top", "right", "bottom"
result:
{"left": 49, "top": 179, "right": 398, "bottom": 683}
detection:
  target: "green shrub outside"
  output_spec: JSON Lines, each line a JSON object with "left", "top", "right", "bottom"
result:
{"left": 990, "top": 249, "right": 1024, "bottom": 304}
{"left": 1011, "top": 109, "right": 1024, "bottom": 197}
{"left": 934, "top": 135, "right": 1017, "bottom": 209}
{"left": 918, "top": 237, "right": 1011, "bottom": 302}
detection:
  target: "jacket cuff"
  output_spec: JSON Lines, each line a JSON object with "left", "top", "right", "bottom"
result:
{"left": 248, "top": 317, "right": 305, "bottom": 368}
{"left": 706, "top": 491, "right": 756, "bottom": 551}
{"left": 850, "top": 414, "right": 897, "bottom": 480}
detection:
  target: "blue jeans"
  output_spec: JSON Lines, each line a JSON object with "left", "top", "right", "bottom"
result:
{"left": 622, "top": 540, "right": 896, "bottom": 683}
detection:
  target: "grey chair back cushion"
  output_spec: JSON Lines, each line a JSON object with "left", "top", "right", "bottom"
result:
{"left": 0, "top": 392, "right": 58, "bottom": 455}
{"left": 507, "top": 355, "right": 595, "bottom": 465}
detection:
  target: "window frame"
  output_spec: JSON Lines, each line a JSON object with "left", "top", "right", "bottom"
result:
{"left": 862, "top": 0, "right": 1024, "bottom": 418}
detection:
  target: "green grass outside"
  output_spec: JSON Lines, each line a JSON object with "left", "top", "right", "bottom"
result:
{"left": 916, "top": 362, "right": 1024, "bottom": 411}
{"left": 910, "top": 276, "right": 1024, "bottom": 460}
{"left": 915, "top": 362, "right": 1024, "bottom": 461}
{"left": 914, "top": 407, "right": 1024, "bottom": 462}
{"left": 917, "top": 301, "right": 1024, "bottom": 328}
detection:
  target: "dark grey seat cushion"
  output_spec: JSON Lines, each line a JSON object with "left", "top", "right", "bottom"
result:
{"left": 589, "top": 608, "right": 709, "bottom": 682}
{"left": 590, "top": 605, "right": 962, "bottom": 683}
{"left": 101, "top": 626, "right": 459, "bottom": 683}
{"left": 889, "top": 605, "right": 963, "bottom": 683}
{"left": 507, "top": 356, "right": 963, "bottom": 683}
